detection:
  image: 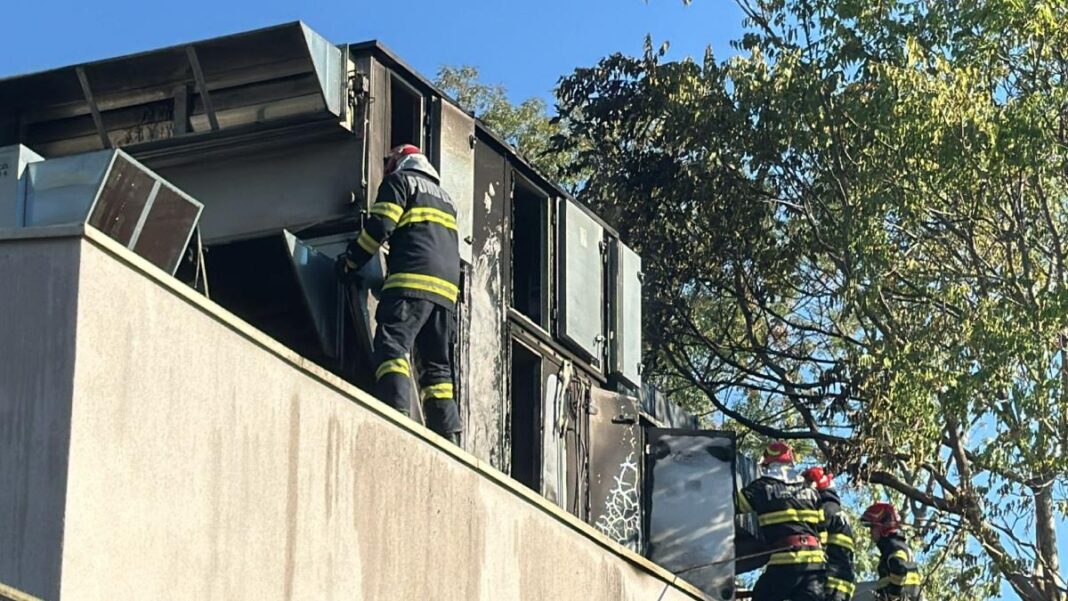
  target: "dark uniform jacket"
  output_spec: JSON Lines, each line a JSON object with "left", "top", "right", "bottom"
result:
{"left": 817, "top": 489, "right": 856, "bottom": 599}
{"left": 875, "top": 534, "right": 921, "bottom": 599}
{"left": 736, "top": 473, "right": 826, "bottom": 572}
{"left": 346, "top": 154, "right": 460, "bottom": 309}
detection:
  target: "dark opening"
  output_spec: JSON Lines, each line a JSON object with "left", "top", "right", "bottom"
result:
{"left": 511, "top": 179, "right": 548, "bottom": 327}
{"left": 510, "top": 340, "right": 543, "bottom": 492}
{"left": 203, "top": 234, "right": 373, "bottom": 390}
{"left": 390, "top": 75, "right": 422, "bottom": 149}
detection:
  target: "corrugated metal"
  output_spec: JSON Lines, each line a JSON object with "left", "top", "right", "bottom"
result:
{"left": 560, "top": 198, "right": 604, "bottom": 361}
{"left": 589, "top": 388, "right": 642, "bottom": 551}
{"left": 645, "top": 429, "right": 737, "bottom": 601}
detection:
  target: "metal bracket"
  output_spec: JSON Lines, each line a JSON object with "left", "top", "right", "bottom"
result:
{"left": 185, "top": 46, "right": 219, "bottom": 131}
{"left": 75, "top": 66, "right": 110, "bottom": 149}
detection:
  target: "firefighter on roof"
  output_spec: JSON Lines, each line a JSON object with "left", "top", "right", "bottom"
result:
{"left": 801, "top": 466, "right": 856, "bottom": 601}
{"left": 337, "top": 144, "right": 462, "bottom": 444}
{"left": 861, "top": 502, "right": 921, "bottom": 600}
{"left": 736, "top": 441, "right": 826, "bottom": 601}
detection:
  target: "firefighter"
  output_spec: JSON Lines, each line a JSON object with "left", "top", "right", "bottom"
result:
{"left": 736, "top": 441, "right": 826, "bottom": 601}
{"left": 801, "top": 467, "right": 856, "bottom": 601}
{"left": 860, "top": 502, "right": 921, "bottom": 600}
{"left": 337, "top": 144, "right": 462, "bottom": 444}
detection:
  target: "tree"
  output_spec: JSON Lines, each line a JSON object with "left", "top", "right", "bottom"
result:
{"left": 434, "top": 65, "right": 579, "bottom": 190}
{"left": 553, "top": 1, "right": 1068, "bottom": 599}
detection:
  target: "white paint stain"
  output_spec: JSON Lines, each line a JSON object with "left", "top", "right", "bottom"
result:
{"left": 466, "top": 233, "right": 506, "bottom": 468}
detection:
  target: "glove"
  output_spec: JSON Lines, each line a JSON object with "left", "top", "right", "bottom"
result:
{"left": 335, "top": 254, "right": 363, "bottom": 285}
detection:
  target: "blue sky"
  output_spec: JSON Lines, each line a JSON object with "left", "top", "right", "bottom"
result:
{"left": 0, "top": 0, "right": 745, "bottom": 108}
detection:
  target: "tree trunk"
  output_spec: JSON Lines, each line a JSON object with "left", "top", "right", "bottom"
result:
{"left": 1034, "top": 483, "right": 1065, "bottom": 601}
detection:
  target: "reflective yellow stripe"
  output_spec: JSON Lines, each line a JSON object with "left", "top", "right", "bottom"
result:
{"left": 877, "top": 573, "right": 921, "bottom": 588}
{"left": 383, "top": 272, "right": 459, "bottom": 303}
{"left": 736, "top": 491, "right": 755, "bottom": 513}
{"left": 827, "top": 577, "right": 855, "bottom": 595}
{"left": 421, "top": 382, "right": 454, "bottom": 400}
{"left": 758, "top": 508, "right": 824, "bottom": 526}
{"left": 767, "top": 549, "right": 825, "bottom": 565}
{"left": 891, "top": 550, "right": 911, "bottom": 561}
{"left": 827, "top": 532, "right": 854, "bottom": 551}
{"left": 370, "top": 202, "right": 404, "bottom": 222}
{"left": 375, "top": 357, "right": 410, "bottom": 380}
{"left": 398, "top": 207, "right": 457, "bottom": 230}
{"left": 356, "top": 230, "right": 381, "bottom": 254}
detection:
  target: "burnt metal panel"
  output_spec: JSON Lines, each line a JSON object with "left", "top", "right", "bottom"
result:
{"left": 364, "top": 57, "right": 390, "bottom": 209}
{"left": 540, "top": 359, "right": 568, "bottom": 509}
{"left": 431, "top": 98, "right": 475, "bottom": 264}
{"left": 645, "top": 429, "right": 737, "bottom": 601}
{"left": 0, "top": 22, "right": 349, "bottom": 157}
{"left": 560, "top": 198, "right": 604, "bottom": 362}
{"left": 610, "top": 239, "right": 642, "bottom": 387}
{"left": 589, "top": 388, "right": 642, "bottom": 551}
{"left": 463, "top": 141, "right": 509, "bottom": 469}
{"left": 131, "top": 185, "right": 203, "bottom": 273}
{"left": 153, "top": 136, "right": 363, "bottom": 243}
{"left": 87, "top": 154, "right": 158, "bottom": 243}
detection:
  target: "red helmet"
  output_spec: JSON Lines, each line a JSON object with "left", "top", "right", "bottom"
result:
{"left": 802, "top": 466, "right": 834, "bottom": 490}
{"left": 384, "top": 144, "right": 421, "bottom": 175}
{"left": 761, "top": 441, "right": 795, "bottom": 466}
{"left": 860, "top": 502, "right": 901, "bottom": 537}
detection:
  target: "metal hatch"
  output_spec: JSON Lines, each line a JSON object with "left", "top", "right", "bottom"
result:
{"left": 431, "top": 97, "right": 475, "bottom": 264}
{"left": 644, "top": 429, "right": 737, "bottom": 601}
{"left": 559, "top": 198, "right": 604, "bottom": 361}
{"left": 589, "top": 388, "right": 642, "bottom": 551}
{"left": 283, "top": 230, "right": 342, "bottom": 360}
{"left": 20, "top": 148, "right": 203, "bottom": 275}
{"left": 610, "top": 239, "right": 642, "bottom": 387}
{"left": 0, "top": 22, "right": 348, "bottom": 158}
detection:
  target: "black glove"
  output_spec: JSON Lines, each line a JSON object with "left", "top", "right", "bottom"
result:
{"left": 335, "top": 254, "right": 363, "bottom": 285}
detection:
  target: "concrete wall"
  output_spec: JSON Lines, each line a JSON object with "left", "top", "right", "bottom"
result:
{"left": 0, "top": 227, "right": 706, "bottom": 601}
{"left": 0, "top": 229, "right": 80, "bottom": 601}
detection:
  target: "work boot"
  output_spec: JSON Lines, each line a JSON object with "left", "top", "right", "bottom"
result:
{"left": 446, "top": 431, "right": 461, "bottom": 447}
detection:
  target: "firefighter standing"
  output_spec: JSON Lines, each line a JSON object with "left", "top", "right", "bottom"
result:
{"left": 861, "top": 502, "right": 921, "bottom": 600}
{"left": 736, "top": 441, "right": 826, "bottom": 601}
{"left": 337, "top": 144, "right": 462, "bottom": 444}
{"left": 801, "top": 467, "right": 856, "bottom": 601}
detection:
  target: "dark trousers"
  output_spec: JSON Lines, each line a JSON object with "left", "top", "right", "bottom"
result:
{"left": 372, "top": 296, "right": 461, "bottom": 436}
{"left": 752, "top": 567, "right": 824, "bottom": 601}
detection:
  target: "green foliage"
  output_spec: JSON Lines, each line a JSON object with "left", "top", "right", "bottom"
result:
{"left": 434, "top": 65, "right": 580, "bottom": 190}
{"left": 553, "top": 1, "right": 1068, "bottom": 599}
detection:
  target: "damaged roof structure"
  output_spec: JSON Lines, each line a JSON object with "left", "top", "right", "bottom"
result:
{"left": 0, "top": 22, "right": 759, "bottom": 601}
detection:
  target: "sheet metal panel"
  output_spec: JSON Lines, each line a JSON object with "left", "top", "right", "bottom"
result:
{"left": 283, "top": 230, "right": 342, "bottom": 359}
{"left": 155, "top": 136, "right": 362, "bottom": 243}
{"left": 433, "top": 99, "right": 475, "bottom": 264}
{"left": 0, "top": 145, "right": 44, "bottom": 228}
{"left": 541, "top": 368, "right": 566, "bottom": 508}
{"left": 131, "top": 185, "right": 203, "bottom": 274}
{"left": 464, "top": 141, "right": 508, "bottom": 469}
{"left": 611, "top": 240, "right": 642, "bottom": 387}
{"left": 645, "top": 429, "right": 737, "bottom": 601}
{"left": 86, "top": 154, "right": 158, "bottom": 244}
{"left": 560, "top": 199, "right": 604, "bottom": 361}
{"left": 589, "top": 388, "right": 642, "bottom": 551}
{"left": 23, "top": 151, "right": 112, "bottom": 227}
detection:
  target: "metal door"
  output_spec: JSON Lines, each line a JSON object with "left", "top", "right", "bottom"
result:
{"left": 644, "top": 429, "right": 737, "bottom": 600}
{"left": 589, "top": 388, "right": 642, "bottom": 550}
